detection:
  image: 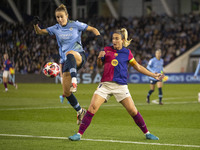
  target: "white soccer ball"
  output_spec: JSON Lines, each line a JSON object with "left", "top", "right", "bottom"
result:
{"left": 43, "top": 62, "right": 60, "bottom": 78}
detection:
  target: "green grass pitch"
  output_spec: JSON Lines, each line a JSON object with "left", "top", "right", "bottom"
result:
{"left": 0, "top": 83, "right": 200, "bottom": 150}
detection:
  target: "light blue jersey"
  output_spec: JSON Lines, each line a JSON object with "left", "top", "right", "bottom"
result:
{"left": 194, "top": 59, "right": 200, "bottom": 77}
{"left": 46, "top": 20, "right": 88, "bottom": 63}
{"left": 147, "top": 57, "right": 164, "bottom": 81}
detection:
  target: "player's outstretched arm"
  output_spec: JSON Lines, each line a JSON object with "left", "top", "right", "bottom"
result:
{"left": 130, "top": 58, "right": 163, "bottom": 80}
{"left": 86, "top": 26, "right": 100, "bottom": 36}
{"left": 86, "top": 26, "right": 104, "bottom": 48}
{"left": 34, "top": 24, "right": 48, "bottom": 35}
{"left": 33, "top": 16, "right": 48, "bottom": 35}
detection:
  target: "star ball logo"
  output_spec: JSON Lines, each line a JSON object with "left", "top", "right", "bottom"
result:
{"left": 111, "top": 59, "right": 118, "bottom": 66}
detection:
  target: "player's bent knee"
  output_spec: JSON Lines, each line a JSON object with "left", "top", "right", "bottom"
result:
{"left": 126, "top": 105, "right": 138, "bottom": 117}
{"left": 66, "top": 50, "right": 75, "bottom": 55}
{"left": 64, "top": 91, "right": 72, "bottom": 97}
{"left": 3, "top": 78, "right": 8, "bottom": 83}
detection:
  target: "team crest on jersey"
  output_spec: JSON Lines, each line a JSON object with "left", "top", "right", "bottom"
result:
{"left": 111, "top": 59, "right": 118, "bottom": 66}
{"left": 114, "top": 53, "right": 118, "bottom": 57}
{"left": 69, "top": 27, "right": 73, "bottom": 31}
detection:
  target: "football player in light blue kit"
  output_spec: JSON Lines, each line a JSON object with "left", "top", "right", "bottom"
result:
{"left": 33, "top": 4, "right": 103, "bottom": 125}
{"left": 194, "top": 59, "right": 200, "bottom": 78}
{"left": 146, "top": 49, "right": 164, "bottom": 105}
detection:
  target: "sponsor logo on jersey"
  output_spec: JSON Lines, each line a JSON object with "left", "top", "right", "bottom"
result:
{"left": 111, "top": 59, "right": 118, "bottom": 66}
{"left": 59, "top": 34, "right": 73, "bottom": 40}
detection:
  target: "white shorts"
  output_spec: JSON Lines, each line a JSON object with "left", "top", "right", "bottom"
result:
{"left": 3, "top": 70, "right": 10, "bottom": 78}
{"left": 94, "top": 82, "right": 131, "bottom": 102}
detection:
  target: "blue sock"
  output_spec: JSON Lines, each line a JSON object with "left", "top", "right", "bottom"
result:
{"left": 66, "top": 94, "right": 81, "bottom": 111}
{"left": 158, "top": 88, "right": 163, "bottom": 103}
{"left": 63, "top": 54, "right": 77, "bottom": 78}
{"left": 147, "top": 90, "right": 154, "bottom": 98}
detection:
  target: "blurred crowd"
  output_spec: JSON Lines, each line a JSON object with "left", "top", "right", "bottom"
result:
{"left": 1, "top": 13, "right": 200, "bottom": 74}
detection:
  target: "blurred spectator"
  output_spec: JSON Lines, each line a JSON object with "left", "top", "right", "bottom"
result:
{"left": 1, "top": 13, "right": 200, "bottom": 74}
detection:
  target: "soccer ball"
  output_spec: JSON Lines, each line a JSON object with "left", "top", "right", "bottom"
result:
{"left": 43, "top": 62, "right": 60, "bottom": 78}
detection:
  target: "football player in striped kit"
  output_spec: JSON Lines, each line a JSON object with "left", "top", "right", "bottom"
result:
{"left": 2, "top": 53, "right": 17, "bottom": 92}
{"left": 69, "top": 28, "right": 163, "bottom": 141}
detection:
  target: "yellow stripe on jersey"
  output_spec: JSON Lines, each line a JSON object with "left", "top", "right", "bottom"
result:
{"left": 129, "top": 58, "right": 137, "bottom": 65}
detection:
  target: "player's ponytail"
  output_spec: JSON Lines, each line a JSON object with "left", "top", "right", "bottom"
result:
{"left": 120, "top": 28, "right": 132, "bottom": 47}
{"left": 115, "top": 28, "right": 132, "bottom": 47}
{"left": 55, "top": 4, "right": 68, "bottom": 15}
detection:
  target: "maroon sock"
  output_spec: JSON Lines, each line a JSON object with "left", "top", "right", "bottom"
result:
{"left": 3, "top": 82, "right": 7, "bottom": 88}
{"left": 132, "top": 112, "right": 148, "bottom": 134}
{"left": 8, "top": 81, "right": 13, "bottom": 85}
{"left": 78, "top": 110, "right": 94, "bottom": 135}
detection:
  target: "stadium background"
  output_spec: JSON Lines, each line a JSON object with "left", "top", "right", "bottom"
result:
{"left": 0, "top": 1, "right": 200, "bottom": 150}
{"left": 0, "top": 0, "right": 200, "bottom": 83}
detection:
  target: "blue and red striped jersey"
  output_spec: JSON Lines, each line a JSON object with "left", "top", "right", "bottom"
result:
{"left": 101, "top": 46, "right": 134, "bottom": 85}
{"left": 4, "top": 59, "right": 12, "bottom": 71}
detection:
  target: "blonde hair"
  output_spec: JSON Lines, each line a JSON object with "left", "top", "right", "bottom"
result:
{"left": 115, "top": 28, "right": 132, "bottom": 47}
{"left": 55, "top": 4, "right": 68, "bottom": 15}
{"left": 156, "top": 49, "right": 161, "bottom": 52}
{"left": 4, "top": 53, "right": 8, "bottom": 59}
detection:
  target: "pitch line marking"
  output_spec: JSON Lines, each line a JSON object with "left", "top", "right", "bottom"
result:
{"left": 0, "top": 134, "right": 200, "bottom": 148}
{"left": 0, "top": 104, "right": 122, "bottom": 111}
{"left": 152, "top": 96, "right": 197, "bottom": 104}
{"left": 0, "top": 96, "right": 197, "bottom": 111}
